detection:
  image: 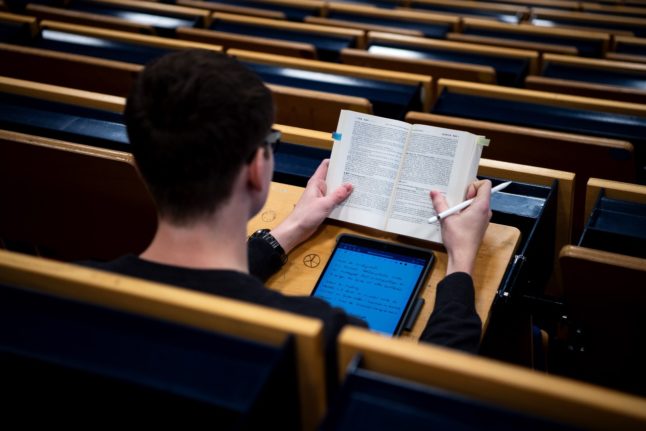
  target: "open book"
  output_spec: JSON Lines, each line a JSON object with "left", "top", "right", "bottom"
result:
{"left": 326, "top": 110, "right": 486, "bottom": 243}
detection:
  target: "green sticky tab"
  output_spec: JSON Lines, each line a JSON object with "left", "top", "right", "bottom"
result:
{"left": 476, "top": 136, "right": 490, "bottom": 147}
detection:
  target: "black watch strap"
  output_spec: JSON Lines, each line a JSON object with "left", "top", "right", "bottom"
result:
{"left": 249, "top": 229, "right": 288, "bottom": 265}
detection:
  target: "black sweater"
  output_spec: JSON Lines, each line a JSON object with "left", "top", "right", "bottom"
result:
{"left": 82, "top": 239, "right": 481, "bottom": 354}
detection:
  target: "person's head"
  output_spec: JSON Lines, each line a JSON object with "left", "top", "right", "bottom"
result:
{"left": 125, "top": 49, "right": 274, "bottom": 225}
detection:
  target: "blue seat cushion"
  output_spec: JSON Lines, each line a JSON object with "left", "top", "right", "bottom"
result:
{"left": 615, "top": 42, "right": 646, "bottom": 56}
{"left": 463, "top": 27, "right": 604, "bottom": 57}
{"left": 543, "top": 63, "right": 646, "bottom": 90}
{"left": 531, "top": 17, "right": 646, "bottom": 38}
{"left": 245, "top": 62, "right": 421, "bottom": 119}
{"left": 210, "top": 20, "right": 355, "bottom": 61}
{"left": 432, "top": 90, "right": 646, "bottom": 145}
{"left": 587, "top": 196, "right": 646, "bottom": 242}
{"left": 410, "top": 4, "right": 521, "bottom": 24}
{"left": 273, "top": 142, "right": 331, "bottom": 187}
{"left": 28, "top": 29, "right": 172, "bottom": 64}
{"left": 368, "top": 43, "right": 530, "bottom": 86}
{"left": 328, "top": 12, "right": 451, "bottom": 38}
{"left": 0, "top": 93, "right": 129, "bottom": 150}
{"left": 204, "top": 0, "right": 318, "bottom": 21}
{"left": 0, "top": 20, "right": 33, "bottom": 43}
{"left": 71, "top": 0, "right": 202, "bottom": 31}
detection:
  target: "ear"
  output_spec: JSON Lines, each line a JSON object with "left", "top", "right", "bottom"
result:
{"left": 246, "top": 148, "right": 269, "bottom": 192}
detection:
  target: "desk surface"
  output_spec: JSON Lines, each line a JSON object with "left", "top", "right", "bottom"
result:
{"left": 248, "top": 182, "right": 521, "bottom": 340}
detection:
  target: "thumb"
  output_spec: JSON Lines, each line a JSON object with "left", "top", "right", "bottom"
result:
{"left": 430, "top": 190, "right": 449, "bottom": 214}
{"left": 327, "top": 183, "right": 353, "bottom": 206}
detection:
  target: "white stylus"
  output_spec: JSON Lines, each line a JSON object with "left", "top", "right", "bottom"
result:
{"left": 427, "top": 181, "right": 512, "bottom": 224}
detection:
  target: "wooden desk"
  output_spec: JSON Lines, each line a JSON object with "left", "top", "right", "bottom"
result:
{"left": 248, "top": 182, "right": 521, "bottom": 340}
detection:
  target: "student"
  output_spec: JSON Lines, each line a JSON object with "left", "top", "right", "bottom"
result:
{"left": 83, "top": 50, "right": 491, "bottom": 356}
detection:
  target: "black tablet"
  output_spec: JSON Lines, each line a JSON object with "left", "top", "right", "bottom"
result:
{"left": 311, "top": 234, "right": 434, "bottom": 336}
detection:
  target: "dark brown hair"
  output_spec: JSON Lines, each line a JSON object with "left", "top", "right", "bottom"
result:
{"left": 125, "top": 50, "right": 274, "bottom": 224}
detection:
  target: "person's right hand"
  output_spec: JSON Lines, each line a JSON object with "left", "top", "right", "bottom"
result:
{"left": 271, "top": 159, "right": 352, "bottom": 254}
{"left": 430, "top": 180, "right": 492, "bottom": 276}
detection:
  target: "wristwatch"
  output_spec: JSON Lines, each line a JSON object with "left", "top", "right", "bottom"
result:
{"left": 249, "top": 229, "right": 288, "bottom": 265}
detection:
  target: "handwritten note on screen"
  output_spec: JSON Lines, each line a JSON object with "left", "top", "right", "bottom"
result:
{"left": 314, "top": 242, "right": 426, "bottom": 335}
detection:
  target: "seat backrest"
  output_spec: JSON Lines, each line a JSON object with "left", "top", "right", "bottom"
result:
{"left": 269, "top": 83, "right": 371, "bottom": 131}
{"left": 334, "top": 326, "right": 646, "bottom": 430}
{"left": 527, "top": 53, "right": 646, "bottom": 104}
{"left": 559, "top": 245, "right": 646, "bottom": 396}
{"left": 0, "top": 10, "right": 38, "bottom": 39}
{"left": 0, "top": 42, "right": 141, "bottom": 97}
{"left": 37, "top": 19, "right": 222, "bottom": 64}
{"left": 178, "top": 0, "right": 278, "bottom": 18}
{"left": 408, "top": 0, "right": 529, "bottom": 23}
{"left": 0, "top": 71, "right": 370, "bottom": 136}
{"left": 428, "top": 79, "right": 646, "bottom": 228}
{"left": 341, "top": 46, "right": 496, "bottom": 98}
{"left": 584, "top": 178, "right": 646, "bottom": 226}
{"left": 460, "top": 16, "right": 610, "bottom": 57}
{"left": 580, "top": 178, "right": 646, "bottom": 259}
{"left": 610, "top": 35, "right": 646, "bottom": 60}
{"left": 0, "top": 129, "right": 156, "bottom": 260}
{"left": 0, "top": 248, "right": 327, "bottom": 430}
{"left": 581, "top": 2, "right": 646, "bottom": 18}
{"left": 315, "top": 2, "right": 459, "bottom": 38}
{"left": 367, "top": 30, "right": 540, "bottom": 85}
{"left": 25, "top": 3, "right": 156, "bottom": 34}
{"left": 530, "top": 8, "right": 646, "bottom": 37}
{"left": 67, "top": 0, "right": 210, "bottom": 34}
{"left": 210, "top": 11, "right": 364, "bottom": 61}
{"left": 178, "top": 26, "right": 318, "bottom": 59}
{"left": 228, "top": 47, "right": 432, "bottom": 111}
{"left": 187, "top": 0, "right": 324, "bottom": 22}
{"left": 407, "top": 110, "right": 626, "bottom": 241}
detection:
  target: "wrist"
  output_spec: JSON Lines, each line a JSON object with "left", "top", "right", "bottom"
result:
{"left": 270, "top": 220, "right": 308, "bottom": 254}
{"left": 446, "top": 249, "right": 476, "bottom": 276}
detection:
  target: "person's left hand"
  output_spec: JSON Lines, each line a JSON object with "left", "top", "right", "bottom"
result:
{"left": 271, "top": 159, "right": 352, "bottom": 253}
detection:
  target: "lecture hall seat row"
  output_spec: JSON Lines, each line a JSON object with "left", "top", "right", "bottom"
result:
{"left": 10, "top": 0, "right": 645, "bottom": 59}
{"left": 2, "top": 12, "right": 643, "bottom": 220}
{"left": 0, "top": 112, "right": 572, "bottom": 370}
{"left": 0, "top": 14, "right": 432, "bottom": 124}
{"left": 8, "top": 0, "right": 646, "bottom": 104}
{"left": 8, "top": 2, "right": 646, "bottom": 105}
{"left": 409, "top": 79, "right": 646, "bottom": 233}
{"left": 0, "top": 124, "right": 642, "bottom": 415}
{"left": 2, "top": 223, "right": 646, "bottom": 429}
{"left": 0, "top": 87, "right": 575, "bottom": 343}
{"left": 11, "top": 7, "right": 646, "bottom": 115}
{"left": 1, "top": 63, "right": 638, "bottom": 240}
{"left": 5, "top": 3, "right": 524, "bottom": 91}
{"left": 548, "top": 178, "right": 646, "bottom": 396}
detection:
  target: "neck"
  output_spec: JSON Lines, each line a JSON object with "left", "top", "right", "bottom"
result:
{"left": 140, "top": 209, "right": 249, "bottom": 272}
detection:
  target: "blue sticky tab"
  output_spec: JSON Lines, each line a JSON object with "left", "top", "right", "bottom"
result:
{"left": 332, "top": 132, "right": 342, "bottom": 141}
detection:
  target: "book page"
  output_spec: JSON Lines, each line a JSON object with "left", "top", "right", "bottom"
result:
{"left": 385, "top": 124, "right": 480, "bottom": 243}
{"left": 327, "top": 110, "right": 410, "bottom": 230}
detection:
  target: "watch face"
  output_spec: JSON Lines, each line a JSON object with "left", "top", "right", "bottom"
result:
{"left": 252, "top": 229, "right": 270, "bottom": 238}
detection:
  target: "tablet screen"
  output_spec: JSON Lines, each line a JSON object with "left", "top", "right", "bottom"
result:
{"left": 311, "top": 235, "right": 433, "bottom": 336}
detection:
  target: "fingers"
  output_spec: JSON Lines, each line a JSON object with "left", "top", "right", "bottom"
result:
{"left": 464, "top": 179, "right": 492, "bottom": 203}
{"left": 465, "top": 184, "right": 476, "bottom": 200}
{"left": 430, "top": 190, "right": 449, "bottom": 214}
{"left": 471, "top": 180, "right": 492, "bottom": 220}
{"left": 309, "top": 159, "right": 330, "bottom": 183}
{"left": 473, "top": 180, "right": 492, "bottom": 201}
